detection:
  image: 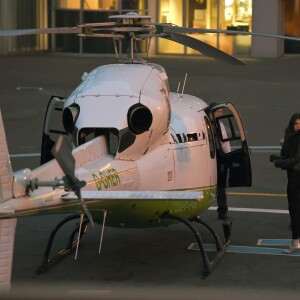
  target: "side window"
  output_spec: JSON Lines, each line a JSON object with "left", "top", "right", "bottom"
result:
{"left": 204, "top": 116, "right": 215, "bottom": 158}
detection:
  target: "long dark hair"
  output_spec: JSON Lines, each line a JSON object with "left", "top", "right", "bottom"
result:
{"left": 285, "top": 113, "right": 300, "bottom": 138}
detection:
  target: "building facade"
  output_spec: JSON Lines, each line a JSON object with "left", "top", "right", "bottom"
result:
{"left": 0, "top": 0, "right": 300, "bottom": 56}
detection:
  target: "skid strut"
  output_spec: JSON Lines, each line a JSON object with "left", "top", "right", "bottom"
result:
{"left": 161, "top": 212, "right": 232, "bottom": 275}
{"left": 36, "top": 214, "right": 89, "bottom": 275}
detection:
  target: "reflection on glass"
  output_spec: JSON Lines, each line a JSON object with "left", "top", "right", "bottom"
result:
{"left": 57, "top": 0, "right": 147, "bottom": 10}
{"left": 57, "top": 0, "right": 119, "bottom": 10}
{"left": 223, "top": 0, "right": 252, "bottom": 31}
{"left": 158, "top": 0, "right": 184, "bottom": 54}
{"left": 158, "top": 0, "right": 252, "bottom": 55}
{"left": 122, "top": 0, "right": 147, "bottom": 10}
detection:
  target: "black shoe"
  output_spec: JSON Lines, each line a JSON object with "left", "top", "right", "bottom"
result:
{"left": 218, "top": 213, "right": 228, "bottom": 220}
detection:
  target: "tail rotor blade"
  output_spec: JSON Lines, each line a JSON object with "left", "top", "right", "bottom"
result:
{"left": 52, "top": 135, "right": 76, "bottom": 185}
{"left": 52, "top": 135, "right": 94, "bottom": 227}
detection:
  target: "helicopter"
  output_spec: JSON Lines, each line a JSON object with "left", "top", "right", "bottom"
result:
{"left": 3, "top": 12, "right": 297, "bottom": 292}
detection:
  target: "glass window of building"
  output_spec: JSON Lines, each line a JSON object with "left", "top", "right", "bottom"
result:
{"left": 53, "top": 0, "right": 147, "bottom": 54}
{"left": 284, "top": 0, "right": 300, "bottom": 53}
{"left": 219, "top": 0, "right": 252, "bottom": 55}
{"left": 0, "top": 0, "right": 48, "bottom": 54}
{"left": 158, "top": 0, "right": 184, "bottom": 54}
{"left": 158, "top": 0, "right": 252, "bottom": 56}
{"left": 57, "top": 1, "right": 119, "bottom": 10}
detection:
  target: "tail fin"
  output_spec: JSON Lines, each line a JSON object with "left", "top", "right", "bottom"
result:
{"left": 0, "top": 111, "right": 16, "bottom": 292}
{"left": 0, "top": 219, "right": 16, "bottom": 292}
{"left": 0, "top": 111, "right": 13, "bottom": 203}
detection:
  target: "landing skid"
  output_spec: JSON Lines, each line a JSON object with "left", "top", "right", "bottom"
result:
{"left": 35, "top": 212, "right": 231, "bottom": 276}
{"left": 36, "top": 214, "right": 89, "bottom": 275}
{"left": 161, "top": 212, "right": 232, "bottom": 275}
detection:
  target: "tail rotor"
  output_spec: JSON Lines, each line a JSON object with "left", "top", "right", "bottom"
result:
{"left": 52, "top": 135, "right": 94, "bottom": 227}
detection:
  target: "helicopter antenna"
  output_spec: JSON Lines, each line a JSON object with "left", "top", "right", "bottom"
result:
{"left": 99, "top": 210, "right": 107, "bottom": 254}
{"left": 113, "top": 39, "right": 119, "bottom": 61}
{"left": 146, "top": 37, "right": 151, "bottom": 62}
{"left": 181, "top": 73, "right": 187, "bottom": 95}
{"left": 177, "top": 82, "right": 181, "bottom": 93}
{"left": 130, "top": 33, "right": 135, "bottom": 63}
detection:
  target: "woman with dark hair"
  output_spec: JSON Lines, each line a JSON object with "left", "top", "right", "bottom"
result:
{"left": 274, "top": 113, "right": 300, "bottom": 252}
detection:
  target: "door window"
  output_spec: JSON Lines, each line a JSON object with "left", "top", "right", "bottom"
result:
{"left": 216, "top": 114, "right": 240, "bottom": 154}
{"left": 213, "top": 106, "right": 244, "bottom": 154}
{"left": 204, "top": 116, "right": 215, "bottom": 158}
{"left": 208, "top": 102, "right": 252, "bottom": 187}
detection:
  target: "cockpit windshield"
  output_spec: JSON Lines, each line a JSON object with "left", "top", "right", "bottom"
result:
{"left": 78, "top": 128, "right": 119, "bottom": 155}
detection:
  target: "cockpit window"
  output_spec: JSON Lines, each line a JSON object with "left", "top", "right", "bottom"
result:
{"left": 78, "top": 128, "right": 119, "bottom": 155}
{"left": 108, "top": 129, "right": 119, "bottom": 155}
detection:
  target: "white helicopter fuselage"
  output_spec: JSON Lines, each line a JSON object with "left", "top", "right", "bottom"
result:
{"left": 63, "top": 62, "right": 218, "bottom": 225}
{"left": 0, "top": 57, "right": 252, "bottom": 293}
{"left": 1, "top": 63, "right": 218, "bottom": 228}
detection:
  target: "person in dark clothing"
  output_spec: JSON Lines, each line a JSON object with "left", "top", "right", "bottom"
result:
{"left": 216, "top": 183, "right": 228, "bottom": 220}
{"left": 214, "top": 108, "right": 231, "bottom": 220}
{"left": 274, "top": 113, "right": 300, "bottom": 252}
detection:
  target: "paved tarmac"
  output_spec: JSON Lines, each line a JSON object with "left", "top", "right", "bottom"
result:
{"left": 1, "top": 53, "right": 300, "bottom": 299}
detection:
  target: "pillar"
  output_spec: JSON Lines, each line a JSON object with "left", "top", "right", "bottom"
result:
{"left": 251, "top": 0, "right": 284, "bottom": 57}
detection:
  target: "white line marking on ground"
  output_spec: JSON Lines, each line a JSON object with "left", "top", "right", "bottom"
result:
{"left": 67, "top": 290, "right": 112, "bottom": 296}
{"left": 10, "top": 153, "right": 40, "bottom": 158}
{"left": 16, "top": 86, "right": 43, "bottom": 91}
{"left": 257, "top": 239, "right": 291, "bottom": 246}
{"left": 249, "top": 146, "right": 281, "bottom": 149}
{"left": 188, "top": 243, "right": 300, "bottom": 256}
{"left": 209, "top": 206, "right": 289, "bottom": 214}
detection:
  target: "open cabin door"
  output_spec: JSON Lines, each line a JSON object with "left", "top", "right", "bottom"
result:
{"left": 41, "top": 96, "right": 66, "bottom": 164}
{"left": 208, "top": 102, "right": 252, "bottom": 187}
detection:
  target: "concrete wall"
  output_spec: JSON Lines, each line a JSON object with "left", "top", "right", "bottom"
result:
{"left": 251, "top": 0, "right": 284, "bottom": 57}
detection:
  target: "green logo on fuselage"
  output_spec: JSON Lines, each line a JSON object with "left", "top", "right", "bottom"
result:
{"left": 92, "top": 168, "right": 120, "bottom": 190}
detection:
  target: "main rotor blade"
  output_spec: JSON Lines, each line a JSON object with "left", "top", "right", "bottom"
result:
{"left": 164, "top": 32, "right": 245, "bottom": 65}
{"left": 163, "top": 26, "right": 300, "bottom": 42}
{"left": 52, "top": 135, "right": 76, "bottom": 185}
{"left": 0, "top": 27, "right": 82, "bottom": 37}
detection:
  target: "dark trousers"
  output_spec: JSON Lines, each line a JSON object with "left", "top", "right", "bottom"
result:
{"left": 217, "top": 187, "right": 228, "bottom": 215}
{"left": 287, "top": 169, "right": 300, "bottom": 239}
